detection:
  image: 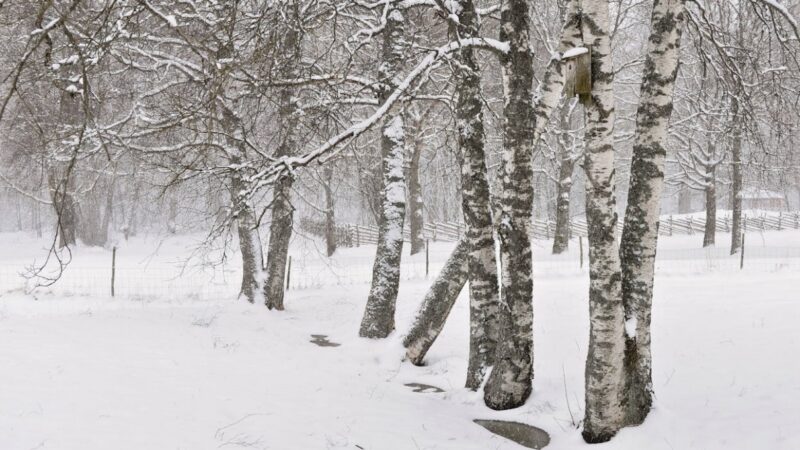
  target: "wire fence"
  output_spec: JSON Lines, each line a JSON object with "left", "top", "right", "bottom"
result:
{"left": 301, "top": 211, "right": 800, "bottom": 245}
{"left": 2, "top": 232, "right": 798, "bottom": 301}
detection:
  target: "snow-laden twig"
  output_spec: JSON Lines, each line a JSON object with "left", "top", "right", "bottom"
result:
{"left": 247, "top": 37, "right": 508, "bottom": 192}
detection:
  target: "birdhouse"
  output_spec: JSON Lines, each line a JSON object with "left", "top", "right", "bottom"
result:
{"left": 563, "top": 47, "right": 592, "bottom": 104}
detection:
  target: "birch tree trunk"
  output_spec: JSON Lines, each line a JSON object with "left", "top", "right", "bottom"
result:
{"left": 447, "top": 0, "right": 503, "bottom": 391}
{"left": 359, "top": 6, "right": 408, "bottom": 338}
{"left": 619, "top": 0, "right": 687, "bottom": 428}
{"left": 404, "top": 239, "right": 469, "bottom": 365}
{"left": 264, "top": 25, "right": 302, "bottom": 311}
{"left": 483, "top": 0, "right": 535, "bottom": 411}
{"left": 579, "top": 0, "right": 627, "bottom": 442}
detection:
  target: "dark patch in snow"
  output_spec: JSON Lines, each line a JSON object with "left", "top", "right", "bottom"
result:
{"left": 473, "top": 419, "right": 550, "bottom": 449}
{"left": 310, "top": 334, "right": 340, "bottom": 347}
{"left": 404, "top": 382, "right": 445, "bottom": 393}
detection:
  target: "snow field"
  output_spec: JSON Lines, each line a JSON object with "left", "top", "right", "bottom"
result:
{"left": 1, "top": 230, "right": 798, "bottom": 449}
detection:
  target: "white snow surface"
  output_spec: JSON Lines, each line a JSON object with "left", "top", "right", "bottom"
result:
{"left": 1, "top": 230, "right": 799, "bottom": 449}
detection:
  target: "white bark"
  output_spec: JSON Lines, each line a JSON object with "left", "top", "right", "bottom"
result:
{"left": 360, "top": 5, "right": 409, "bottom": 338}
{"left": 403, "top": 240, "right": 469, "bottom": 365}
{"left": 483, "top": 0, "right": 536, "bottom": 411}
{"left": 620, "top": 0, "right": 687, "bottom": 427}
{"left": 579, "top": 0, "right": 626, "bottom": 442}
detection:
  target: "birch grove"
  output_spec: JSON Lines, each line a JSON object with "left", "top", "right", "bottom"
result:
{"left": 1, "top": 0, "right": 799, "bottom": 445}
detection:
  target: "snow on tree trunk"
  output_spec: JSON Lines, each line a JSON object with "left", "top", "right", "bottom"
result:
{"left": 619, "top": 0, "right": 687, "bottom": 428}
{"left": 408, "top": 119, "right": 425, "bottom": 256}
{"left": 359, "top": 6, "right": 408, "bottom": 338}
{"left": 579, "top": 0, "right": 627, "bottom": 442}
{"left": 403, "top": 239, "right": 469, "bottom": 365}
{"left": 264, "top": 26, "right": 302, "bottom": 311}
{"left": 483, "top": 0, "right": 536, "bottom": 411}
{"left": 730, "top": 96, "right": 744, "bottom": 255}
{"left": 448, "top": 0, "right": 503, "bottom": 391}
{"left": 324, "top": 165, "right": 337, "bottom": 257}
{"left": 231, "top": 161, "right": 265, "bottom": 304}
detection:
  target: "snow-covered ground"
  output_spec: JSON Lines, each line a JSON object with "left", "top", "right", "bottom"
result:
{"left": 1, "top": 230, "right": 799, "bottom": 449}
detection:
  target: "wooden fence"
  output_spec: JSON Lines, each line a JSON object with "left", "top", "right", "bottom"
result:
{"left": 300, "top": 212, "right": 800, "bottom": 246}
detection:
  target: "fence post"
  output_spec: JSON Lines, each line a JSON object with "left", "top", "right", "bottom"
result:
{"left": 688, "top": 216, "right": 694, "bottom": 235}
{"left": 355, "top": 226, "right": 360, "bottom": 247}
{"left": 432, "top": 223, "right": 438, "bottom": 242}
{"left": 778, "top": 212, "right": 783, "bottom": 231}
{"left": 669, "top": 215, "right": 673, "bottom": 236}
{"left": 740, "top": 232, "right": 745, "bottom": 270}
{"left": 285, "top": 255, "right": 292, "bottom": 291}
{"left": 425, "top": 239, "right": 430, "bottom": 278}
{"left": 579, "top": 236, "right": 584, "bottom": 269}
{"left": 111, "top": 246, "right": 116, "bottom": 297}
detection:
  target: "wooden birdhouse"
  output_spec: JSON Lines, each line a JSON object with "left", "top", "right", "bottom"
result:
{"left": 563, "top": 47, "right": 592, "bottom": 104}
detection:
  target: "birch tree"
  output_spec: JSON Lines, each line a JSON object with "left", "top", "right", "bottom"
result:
{"left": 359, "top": 4, "right": 410, "bottom": 338}
{"left": 444, "top": 0, "right": 503, "bottom": 391}
{"left": 619, "top": 0, "right": 687, "bottom": 428}
{"left": 578, "top": 0, "right": 627, "bottom": 440}
{"left": 483, "top": 0, "right": 536, "bottom": 411}
{"left": 404, "top": 239, "right": 469, "bottom": 365}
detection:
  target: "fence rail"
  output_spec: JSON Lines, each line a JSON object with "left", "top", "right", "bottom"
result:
{"left": 302, "top": 212, "right": 800, "bottom": 245}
